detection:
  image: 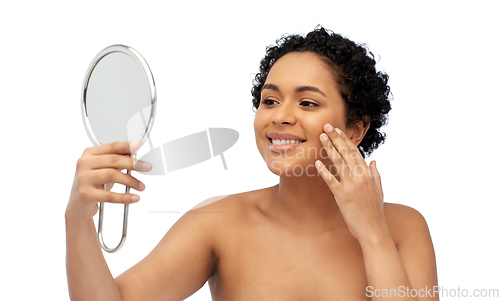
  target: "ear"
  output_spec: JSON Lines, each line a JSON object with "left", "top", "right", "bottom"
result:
{"left": 347, "top": 116, "right": 370, "bottom": 147}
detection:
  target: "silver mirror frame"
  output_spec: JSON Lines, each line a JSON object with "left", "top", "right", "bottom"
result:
{"left": 81, "top": 45, "right": 157, "bottom": 253}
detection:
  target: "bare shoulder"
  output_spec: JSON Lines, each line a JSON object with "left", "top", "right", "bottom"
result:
{"left": 383, "top": 204, "right": 439, "bottom": 293}
{"left": 189, "top": 193, "right": 246, "bottom": 213}
{"left": 383, "top": 202, "right": 430, "bottom": 246}
{"left": 114, "top": 191, "right": 262, "bottom": 301}
{"left": 189, "top": 187, "right": 270, "bottom": 218}
{"left": 384, "top": 203, "right": 425, "bottom": 222}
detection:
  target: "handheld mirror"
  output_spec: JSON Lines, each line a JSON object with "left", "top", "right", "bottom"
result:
{"left": 82, "top": 45, "right": 156, "bottom": 253}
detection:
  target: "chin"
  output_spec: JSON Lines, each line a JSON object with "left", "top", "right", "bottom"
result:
{"left": 266, "top": 157, "right": 319, "bottom": 178}
{"left": 257, "top": 140, "right": 324, "bottom": 176}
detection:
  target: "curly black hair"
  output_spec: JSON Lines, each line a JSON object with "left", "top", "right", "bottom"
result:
{"left": 251, "top": 26, "right": 392, "bottom": 158}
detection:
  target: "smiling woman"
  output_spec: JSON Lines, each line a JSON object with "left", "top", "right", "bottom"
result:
{"left": 252, "top": 26, "right": 392, "bottom": 159}
{"left": 66, "top": 26, "right": 438, "bottom": 301}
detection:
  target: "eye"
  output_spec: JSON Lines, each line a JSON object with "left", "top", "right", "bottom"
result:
{"left": 262, "top": 98, "right": 278, "bottom": 106}
{"left": 300, "top": 100, "right": 318, "bottom": 107}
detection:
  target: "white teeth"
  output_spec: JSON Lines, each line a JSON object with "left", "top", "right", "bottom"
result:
{"left": 271, "top": 139, "right": 304, "bottom": 145}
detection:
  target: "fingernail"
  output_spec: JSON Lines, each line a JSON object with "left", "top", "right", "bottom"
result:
{"left": 320, "top": 133, "right": 328, "bottom": 141}
{"left": 131, "top": 141, "right": 141, "bottom": 150}
{"left": 139, "top": 182, "right": 146, "bottom": 190}
{"left": 335, "top": 128, "right": 342, "bottom": 135}
{"left": 131, "top": 195, "right": 140, "bottom": 202}
{"left": 315, "top": 160, "right": 322, "bottom": 168}
{"left": 136, "top": 161, "right": 152, "bottom": 171}
{"left": 325, "top": 124, "right": 334, "bottom": 132}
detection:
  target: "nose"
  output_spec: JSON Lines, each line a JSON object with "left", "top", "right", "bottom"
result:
{"left": 271, "top": 102, "right": 296, "bottom": 125}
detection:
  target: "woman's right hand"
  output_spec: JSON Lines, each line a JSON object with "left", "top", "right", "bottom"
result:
{"left": 66, "top": 141, "right": 152, "bottom": 223}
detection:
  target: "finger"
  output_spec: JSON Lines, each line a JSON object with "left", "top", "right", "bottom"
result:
{"left": 103, "top": 167, "right": 128, "bottom": 190}
{"left": 92, "top": 169, "right": 145, "bottom": 192}
{"left": 320, "top": 133, "right": 350, "bottom": 180}
{"left": 86, "top": 141, "right": 142, "bottom": 156}
{"left": 91, "top": 189, "right": 140, "bottom": 204}
{"left": 323, "top": 124, "right": 357, "bottom": 168}
{"left": 315, "top": 160, "right": 341, "bottom": 192}
{"left": 370, "top": 160, "right": 384, "bottom": 199}
{"left": 104, "top": 182, "right": 115, "bottom": 191}
{"left": 325, "top": 125, "right": 367, "bottom": 170}
{"left": 88, "top": 154, "right": 152, "bottom": 172}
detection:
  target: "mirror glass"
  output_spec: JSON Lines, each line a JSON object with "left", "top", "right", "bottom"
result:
{"left": 82, "top": 45, "right": 156, "bottom": 147}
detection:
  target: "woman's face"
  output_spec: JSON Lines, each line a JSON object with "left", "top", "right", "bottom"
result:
{"left": 254, "top": 51, "right": 348, "bottom": 177}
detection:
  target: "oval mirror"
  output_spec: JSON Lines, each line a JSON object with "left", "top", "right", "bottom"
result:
{"left": 81, "top": 45, "right": 156, "bottom": 252}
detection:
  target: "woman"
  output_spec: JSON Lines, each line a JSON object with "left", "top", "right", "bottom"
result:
{"left": 66, "top": 27, "right": 438, "bottom": 300}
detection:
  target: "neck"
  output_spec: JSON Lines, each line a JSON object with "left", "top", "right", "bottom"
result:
{"left": 264, "top": 173, "right": 345, "bottom": 235}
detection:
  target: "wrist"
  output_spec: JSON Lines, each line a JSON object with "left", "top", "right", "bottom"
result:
{"left": 357, "top": 226, "right": 394, "bottom": 249}
{"left": 65, "top": 205, "right": 95, "bottom": 227}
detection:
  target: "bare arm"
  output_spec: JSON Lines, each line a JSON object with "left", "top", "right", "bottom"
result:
{"left": 314, "top": 126, "right": 438, "bottom": 300}
{"left": 65, "top": 141, "right": 219, "bottom": 301}
{"left": 362, "top": 204, "right": 439, "bottom": 301}
{"left": 66, "top": 199, "right": 219, "bottom": 301}
{"left": 66, "top": 216, "right": 123, "bottom": 301}
{"left": 115, "top": 201, "right": 219, "bottom": 301}
{"left": 65, "top": 142, "right": 146, "bottom": 301}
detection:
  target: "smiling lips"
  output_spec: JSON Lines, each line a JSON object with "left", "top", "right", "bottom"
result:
{"left": 267, "top": 132, "right": 306, "bottom": 153}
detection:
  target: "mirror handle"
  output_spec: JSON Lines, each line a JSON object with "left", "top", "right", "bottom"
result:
{"left": 97, "top": 166, "right": 133, "bottom": 253}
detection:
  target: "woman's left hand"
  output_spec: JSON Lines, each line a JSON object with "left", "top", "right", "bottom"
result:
{"left": 315, "top": 123, "right": 389, "bottom": 245}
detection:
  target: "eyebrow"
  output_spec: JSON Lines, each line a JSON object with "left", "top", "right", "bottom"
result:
{"left": 262, "top": 83, "right": 326, "bottom": 97}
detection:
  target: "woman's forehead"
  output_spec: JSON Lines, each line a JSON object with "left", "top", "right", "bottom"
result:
{"left": 265, "top": 52, "right": 339, "bottom": 96}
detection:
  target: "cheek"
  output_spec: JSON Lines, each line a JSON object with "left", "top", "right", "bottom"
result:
{"left": 253, "top": 108, "right": 272, "bottom": 135}
{"left": 253, "top": 111, "right": 268, "bottom": 154}
{"left": 253, "top": 107, "right": 264, "bottom": 125}
{"left": 301, "top": 118, "right": 332, "bottom": 158}
{"left": 253, "top": 114, "right": 263, "bottom": 140}
{"left": 302, "top": 120, "right": 324, "bottom": 142}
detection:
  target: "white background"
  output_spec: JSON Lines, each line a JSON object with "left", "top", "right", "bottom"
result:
{"left": 1, "top": 1, "right": 499, "bottom": 300}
